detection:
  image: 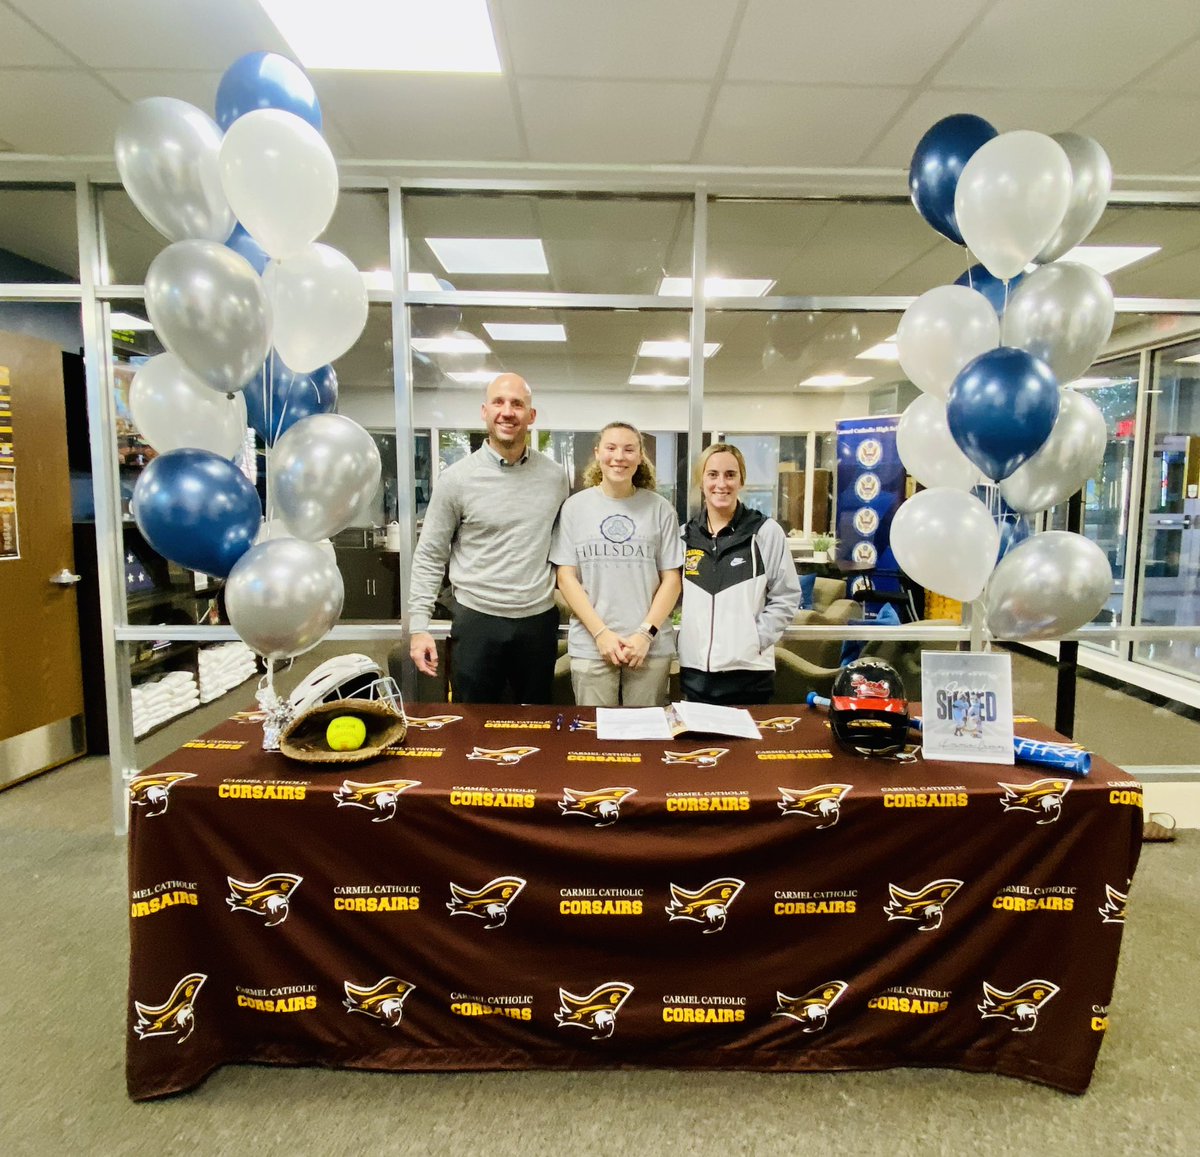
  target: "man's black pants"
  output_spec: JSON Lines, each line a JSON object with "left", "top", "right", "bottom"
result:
{"left": 450, "top": 605, "right": 560, "bottom": 705}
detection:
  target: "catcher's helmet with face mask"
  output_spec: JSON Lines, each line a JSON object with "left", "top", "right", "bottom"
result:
{"left": 830, "top": 658, "right": 910, "bottom": 756}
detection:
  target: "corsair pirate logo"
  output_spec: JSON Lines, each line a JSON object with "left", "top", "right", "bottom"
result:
{"left": 665, "top": 877, "right": 745, "bottom": 933}
{"left": 1099, "top": 884, "right": 1129, "bottom": 924}
{"left": 225, "top": 873, "right": 302, "bottom": 926}
{"left": 559, "top": 785, "right": 638, "bottom": 827}
{"left": 998, "top": 778, "right": 1071, "bottom": 825}
{"left": 465, "top": 745, "right": 540, "bottom": 766}
{"left": 773, "top": 981, "right": 849, "bottom": 1033}
{"left": 978, "top": 979, "right": 1059, "bottom": 1032}
{"left": 446, "top": 875, "right": 527, "bottom": 929}
{"left": 133, "top": 972, "right": 206, "bottom": 1043}
{"left": 405, "top": 713, "right": 463, "bottom": 731}
{"left": 778, "top": 783, "right": 852, "bottom": 828}
{"left": 555, "top": 981, "right": 634, "bottom": 1040}
{"left": 884, "top": 878, "right": 963, "bottom": 931}
{"left": 758, "top": 716, "right": 802, "bottom": 733}
{"left": 343, "top": 977, "right": 415, "bottom": 1027}
{"left": 662, "top": 747, "right": 729, "bottom": 768}
{"left": 128, "top": 772, "right": 196, "bottom": 817}
{"left": 333, "top": 777, "right": 421, "bottom": 822}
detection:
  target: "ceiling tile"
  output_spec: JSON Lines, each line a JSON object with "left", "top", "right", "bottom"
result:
{"left": 933, "top": 0, "right": 1200, "bottom": 91}
{"left": 728, "top": 0, "right": 989, "bottom": 86}
{"left": 0, "top": 69, "right": 127, "bottom": 154}
{"left": 0, "top": 6, "right": 76, "bottom": 67}
{"left": 518, "top": 79, "right": 709, "bottom": 163}
{"left": 700, "top": 83, "right": 907, "bottom": 166}
{"left": 10, "top": 0, "right": 287, "bottom": 70}
{"left": 312, "top": 74, "right": 523, "bottom": 160}
{"left": 101, "top": 69, "right": 226, "bottom": 112}
{"left": 863, "top": 87, "right": 1111, "bottom": 168}
{"left": 1135, "top": 37, "right": 1200, "bottom": 95}
{"left": 1075, "top": 92, "right": 1200, "bottom": 175}
{"left": 498, "top": 0, "right": 741, "bottom": 81}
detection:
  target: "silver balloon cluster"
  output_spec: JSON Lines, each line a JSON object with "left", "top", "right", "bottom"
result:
{"left": 115, "top": 59, "right": 378, "bottom": 662}
{"left": 893, "top": 120, "right": 1117, "bottom": 639}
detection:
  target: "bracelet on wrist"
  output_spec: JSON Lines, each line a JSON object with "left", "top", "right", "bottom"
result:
{"left": 590, "top": 624, "right": 609, "bottom": 639}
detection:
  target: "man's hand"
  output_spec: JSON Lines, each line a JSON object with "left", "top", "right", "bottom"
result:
{"left": 595, "top": 627, "right": 630, "bottom": 667}
{"left": 621, "top": 632, "right": 651, "bottom": 669}
{"left": 410, "top": 631, "right": 439, "bottom": 676}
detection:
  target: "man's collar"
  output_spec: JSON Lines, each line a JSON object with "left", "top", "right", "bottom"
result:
{"left": 483, "top": 439, "right": 530, "bottom": 467}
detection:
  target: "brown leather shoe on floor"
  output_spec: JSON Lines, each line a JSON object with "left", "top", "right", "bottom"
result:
{"left": 1143, "top": 812, "right": 1177, "bottom": 842}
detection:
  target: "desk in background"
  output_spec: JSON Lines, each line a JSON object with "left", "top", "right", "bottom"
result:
{"left": 127, "top": 705, "right": 1141, "bottom": 1099}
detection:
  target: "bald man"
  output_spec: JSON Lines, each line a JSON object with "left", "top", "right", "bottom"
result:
{"left": 408, "top": 374, "right": 569, "bottom": 704}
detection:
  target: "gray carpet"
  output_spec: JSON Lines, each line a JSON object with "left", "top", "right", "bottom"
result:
{"left": 2, "top": 754, "right": 1195, "bottom": 1157}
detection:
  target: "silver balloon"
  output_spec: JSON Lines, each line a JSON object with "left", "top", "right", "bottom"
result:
{"left": 1003, "top": 261, "right": 1114, "bottom": 387}
{"left": 985, "top": 531, "right": 1113, "bottom": 641}
{"left": 114, "top": 97, "right": 234, "bottom": 243}
{"left": 999, "top": 390, "right": 1107, "bottom": 514}
{"left": 225, "top": 538, "right": 344, "bottom": 661}
{"left": 271, "top": 414, "right": 382, "bottom": 541}
{"left": 1035, "top": 133, "right": 1113, "bottom": 264}
{"left": 145, "top": 240, "right": 272, "bottom": 394}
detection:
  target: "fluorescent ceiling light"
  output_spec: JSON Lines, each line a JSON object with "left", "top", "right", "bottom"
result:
{"left": 799, "top": 374, "right": 873, "bottom": 388}
{"left": 109, "top": 311, "right": 153, "bottom": 331}
{"left": 657, "top": 276, "right": 775, "bottom": 298}
{"left": 1057, "top": 245, "right": 1160, "bottom": 275}
{"left": 362, "top": 270, "right": 392, "bottom": 292}
{"left": 407, "top": 273, "right": 443, "bottom": 292}
{"left": 412, "top": 335, "right": 489, "bottom": 355}
{"left": 856, "top": 341, "right": 899, "bottom": 361}
{"left": 637, "top": 340, "right": 720, "bottom": 359}
{"left": 482, "top": 323, "right": 567, "bottom": 343}
{"left": 1070, "top": 377, "right": 1113, "bottom": 390}
{"left": 426, "top": 237, "right": 548, "bottom": 275}
{"left": 257, "top": 0, "right": 501, "bottom": 73}
{"left": 630, "top": 373, "right": 688, "bottom": 388}
{"left": 1175, "top": 353, "right": 1200, "bottom": 364}
{"left": 447, "top": 370, "right": 499, "bottom": 384}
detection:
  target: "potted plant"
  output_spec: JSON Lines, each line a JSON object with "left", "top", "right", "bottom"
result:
{"left": 811, "top": 534, "right": 836, "bottom": 563}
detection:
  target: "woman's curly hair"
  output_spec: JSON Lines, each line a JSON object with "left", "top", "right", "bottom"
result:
{"left": 582, "top": 421, "right": 658, "bottom": 490}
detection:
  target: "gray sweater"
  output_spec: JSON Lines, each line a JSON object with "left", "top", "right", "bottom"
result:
{"left": 407, "top": 444, "right": 569, "bottom": 632}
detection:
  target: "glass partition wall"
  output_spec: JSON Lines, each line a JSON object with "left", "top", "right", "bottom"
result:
{"left": 1, "top": 171, "right": 1199, "bottom": 830}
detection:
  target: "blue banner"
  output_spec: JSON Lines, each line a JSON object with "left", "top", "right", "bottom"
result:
{"left": 834, "top": 416, "right": 903, "bottom": 581}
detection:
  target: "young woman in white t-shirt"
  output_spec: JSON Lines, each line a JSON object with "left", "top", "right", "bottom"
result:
{"left": 550, "top": 422, "right": 683, "bottom": 706}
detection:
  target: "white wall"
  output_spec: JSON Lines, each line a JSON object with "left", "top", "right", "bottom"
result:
{"left": 342, "top": 387, "right": 863, "bottom": 434}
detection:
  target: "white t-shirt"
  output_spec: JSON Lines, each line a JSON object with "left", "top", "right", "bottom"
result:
{"left": 550, "top": 486, "right": 684, "bottom": 659}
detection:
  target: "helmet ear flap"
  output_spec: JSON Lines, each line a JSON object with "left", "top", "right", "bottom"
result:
{"left": 830, "top": 658, "right": 910, "bottom": 757}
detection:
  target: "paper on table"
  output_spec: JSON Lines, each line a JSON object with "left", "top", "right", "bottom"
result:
{"left": 669, "top": 702, "right": 761, "bottom": 739}
{"left": 595, "top": 707, "right": 673, "bottom": 741}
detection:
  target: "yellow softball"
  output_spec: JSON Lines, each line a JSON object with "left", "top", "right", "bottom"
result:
{"left": 326, "top": 715, "right": 367, "bottom": 752}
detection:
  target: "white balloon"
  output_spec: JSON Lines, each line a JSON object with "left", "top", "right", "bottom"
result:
{"left": 1036, "top": 133, "right": 1113, "bottom": 264}
{"left": 897, "top": 285, "right": 1000, "bottom": 398}
{"left": 262, "top": 244, "right": 368, "bottom": 373}
{"left": 128, "top": 352, "right": 247, "bottom": 457}
{"left": 955, "top": 131, "right": 1073, "bottom": 280}
{"left": 254, "top": 517, "right": 336, "bottom": 562}
{"left": 896, "top": 394, "right": 982, "bottom": 491}
{"left": 891, "top": 488, "right": 1000, "bottom": 603}
{"left": 218, "top": 109, "right": 338, "bottom": 260}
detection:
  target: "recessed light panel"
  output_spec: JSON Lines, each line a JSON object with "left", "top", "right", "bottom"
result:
{"left": 258, "top": 0, "right": 501, "bottom": 73}
{"left": 637, "top": 340, "right": 720, "bottom": 359}
{"left": 656, "top": 276, "right": 775, "bottom": 297}
{"left": 629, "top": 374, "right": 689, "bottom": 387}
{"left": 799, "top": 374, "right": 873, "bottom": 388}
{"left": 856, "top": 341, "right": 899, "bottom": 361}
{"left": 447, "top": 370, "right": 499, "bottom": 384}
{"left": 110, "top": 311, "right": 154, "bottom": 331}
{"left": 1057, "top": 245, "right": 1160, "bottom": 275}
{"left": 411, "top": 335, "right": 490, "bottom": 355}
{"left": 426, "top": 238, "right": 548, "bottom": 275}
{"left": 482, "top": 323, "right": 567, "bottom": 342}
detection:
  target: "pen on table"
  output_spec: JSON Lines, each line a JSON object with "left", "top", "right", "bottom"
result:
{"left": 554, "top": 713, "right": 563, "bottom": 731}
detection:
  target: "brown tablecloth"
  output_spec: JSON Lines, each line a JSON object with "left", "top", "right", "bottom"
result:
{"left": 126, "top": 704, "right": 1142, "bottom": 1099}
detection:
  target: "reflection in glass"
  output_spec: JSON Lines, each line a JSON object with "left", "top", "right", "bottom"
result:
{"left": 0, "top": 185, "right": 80, "bottom": 281}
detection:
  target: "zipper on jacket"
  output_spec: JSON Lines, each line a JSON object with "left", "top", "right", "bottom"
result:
{"left": 705, "top": 539, "right": 717, "bottom": 671}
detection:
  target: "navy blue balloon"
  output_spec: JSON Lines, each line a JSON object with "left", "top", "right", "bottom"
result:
{"left": 947, "top": 347, "right": 1060, "bottom": 483}
{"left": 215, "top": 51, "right": 322, "bottom": 132}
{"left": 909, "top": 114, "right": 998, "bottom": 246}
{"left": 972, "top": 486, "right": 1033, "bottom": 561}
{"left": 225, "top": 222, "right": 270, "bottom": 275}
{"left": 131, "top": 449, "right": 262, "bottom": 579}
{"left": 955, "top": 263, "right": 1026, "bottom": 316}
{"left": 245, "top": 359, "right": 338, "bottom": 446}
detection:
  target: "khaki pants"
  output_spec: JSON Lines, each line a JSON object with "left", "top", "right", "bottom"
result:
{"left": 570, "top": 657, "right": 672, "bottom": 707}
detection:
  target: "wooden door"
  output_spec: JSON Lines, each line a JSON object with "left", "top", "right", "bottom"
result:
{"left": 0, "top": 331, "right": 85, "bottom": 784}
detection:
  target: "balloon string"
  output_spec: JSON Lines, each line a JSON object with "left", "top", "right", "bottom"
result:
{"left": 999, "top": 280, "right": 1009, "bottom": 347}
{"left": 265, "top": 348, "right": 275, "bottom": 522}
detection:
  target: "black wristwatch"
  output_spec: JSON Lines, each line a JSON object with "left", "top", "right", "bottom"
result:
{"left": 638, "top": 622, "right": 659, "bottom": 638}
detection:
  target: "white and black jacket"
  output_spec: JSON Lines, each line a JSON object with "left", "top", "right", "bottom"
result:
{"left": 677, "top": 504, "right": 802, "bottom": 673}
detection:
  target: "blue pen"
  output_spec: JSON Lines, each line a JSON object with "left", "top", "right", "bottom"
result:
{"left": 554, "top": 713, "right": 563, "bottom": 731}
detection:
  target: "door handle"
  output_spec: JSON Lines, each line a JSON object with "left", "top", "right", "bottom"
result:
{"left": 50, "top": 568, "right": 81, "bottom": 585}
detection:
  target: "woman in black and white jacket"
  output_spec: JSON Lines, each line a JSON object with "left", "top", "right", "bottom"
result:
{"left": 677, "top": 443, "right": 802, "bottom": 706}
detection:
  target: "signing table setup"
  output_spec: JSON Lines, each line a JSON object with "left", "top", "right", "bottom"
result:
{"left": 126, "top": 703, "right": 1141, "bottom": 1100}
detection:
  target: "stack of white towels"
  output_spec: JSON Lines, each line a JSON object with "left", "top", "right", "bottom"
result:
{"left": 198, "top": 642, "right": 259, "bottom": 703}
{"left": 131, "top": 670, "right": 200, "bottom": 737}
